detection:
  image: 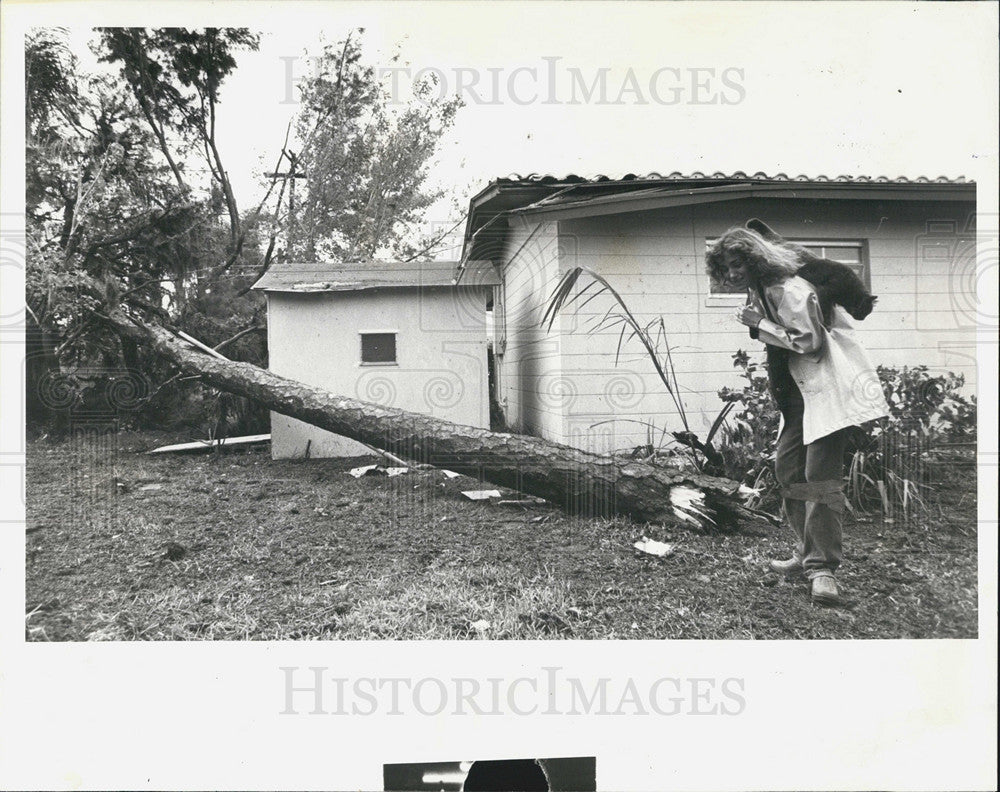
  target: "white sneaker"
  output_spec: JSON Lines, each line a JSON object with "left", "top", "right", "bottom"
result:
{"left": 811, "top": 574, "right": 842, "bottom": 606}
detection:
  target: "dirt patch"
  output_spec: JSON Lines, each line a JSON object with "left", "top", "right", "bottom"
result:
{"left": 25, "top": 430, "right": 977, "bottom": 640}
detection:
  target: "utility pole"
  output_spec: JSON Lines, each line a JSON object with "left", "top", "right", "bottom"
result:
{"left": 266, "top": 150, "right": 307, "bottom": 254}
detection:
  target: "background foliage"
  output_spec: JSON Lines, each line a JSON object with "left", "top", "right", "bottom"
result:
{"left": 25, "top": 27, "right": 462, "bottom": 437}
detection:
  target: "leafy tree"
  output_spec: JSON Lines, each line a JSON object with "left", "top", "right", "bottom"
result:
{"left": 291, "top": 32, "right": 464, "bottom": 262}
{"left": 97, "top": 27, "right": 260, "bottom": 241}
{"left": 24, "top": 27, "right": 469, "bottom": 436}
{"left": 25, "top": 27, "right": 272, "bottom": 434}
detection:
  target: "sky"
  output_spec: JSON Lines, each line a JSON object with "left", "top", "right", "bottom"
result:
{"left": 57, "top": 2, "right": 1000, "bottom": 258}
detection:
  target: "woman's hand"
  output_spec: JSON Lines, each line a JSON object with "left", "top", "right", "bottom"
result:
{"left": 736, "top": 306, "right": 763, "bottom": 328}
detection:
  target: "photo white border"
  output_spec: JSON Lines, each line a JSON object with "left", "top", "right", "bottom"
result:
{"left": 2, "top": 2, "right": 996, "bottom": 790}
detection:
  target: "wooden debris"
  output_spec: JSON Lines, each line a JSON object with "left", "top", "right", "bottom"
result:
{"left": 633, "top": 537, "right": 675, "bottom": 557}
{"left": 148, "top": 434, "right": 270, "bottom": 454}
{"left": 461, "top": 489, "right": 502, "bottom": 501}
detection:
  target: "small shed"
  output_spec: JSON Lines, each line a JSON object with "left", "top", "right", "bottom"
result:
{"left": 252, "top": 259, "right": 499, "bottom": 458}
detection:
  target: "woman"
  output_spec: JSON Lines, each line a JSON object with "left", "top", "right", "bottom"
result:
{"left": 706, "top": 225, "right": 889, "bottom": 606}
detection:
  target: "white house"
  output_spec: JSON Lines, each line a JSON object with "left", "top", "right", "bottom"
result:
{"left": 253, "top": 259, "right": 498, "bottom": 458}
{"left": 459, "top": 172, "right": 977, "bottom": 455}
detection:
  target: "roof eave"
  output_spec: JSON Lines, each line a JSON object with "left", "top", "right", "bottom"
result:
{"left": 510, "top": 182, "right": 976, "bottom": 221}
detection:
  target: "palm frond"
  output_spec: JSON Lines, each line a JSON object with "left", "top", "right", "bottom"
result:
{"left": 706, "top": 401, "right": 735, "bottom": 446}
{"left": 543, "top": 265, "right": 697, "bottom": 445}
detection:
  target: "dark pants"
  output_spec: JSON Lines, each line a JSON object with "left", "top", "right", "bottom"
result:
{"left": 775, "top": 401, "right": 849, "bottom": 578}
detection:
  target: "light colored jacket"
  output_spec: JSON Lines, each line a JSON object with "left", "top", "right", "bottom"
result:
{"left": 750, "top": 276, "right": 889, "bottom": 444}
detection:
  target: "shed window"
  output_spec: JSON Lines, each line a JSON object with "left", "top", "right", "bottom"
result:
{"left": 360, "top": 332, "right": 396, "bottom": 364}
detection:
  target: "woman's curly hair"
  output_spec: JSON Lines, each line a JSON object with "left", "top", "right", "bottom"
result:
{"left": 705, "top": 226, "right": 803, "bottom": 286}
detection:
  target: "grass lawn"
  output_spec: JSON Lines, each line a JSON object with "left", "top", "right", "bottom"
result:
{"left": 25, "top": 429, "right": 978, "bottom": 640}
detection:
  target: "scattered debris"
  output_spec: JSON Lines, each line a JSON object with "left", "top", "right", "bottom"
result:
{"left": 347, "top": 464, "right": 409, "bottom": 478}
{"left": 470, "top": 619, "right": 491, "bottom": 633}
{"left": 441, "top": 470, "right": 461, "bottom": 479}
{"left": 461, "top": 489, "right": 502, "bottom": 501}
{"left": 148, "top": 434, "right": 270, "bottom": 454}
{"left": 361, "top": 446, "right": 411, "bottom": 468}
{"left": 497, "top": 498, "right": 548, "bottom": 507}
{"left": 139, "top": 483, "right": 163, "bottom": 492}
{"left": 633, "top": 537, "right": 675, "bottom": 557}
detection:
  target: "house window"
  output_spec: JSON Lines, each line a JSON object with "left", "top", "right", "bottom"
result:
{"left": 707, "top": 238, "right": 869, "bottom": 294}
{"left": 360, "top": 332, "right": 397, "bottom": 364}
{"left": 798, "top": 241, "right": 870, "bottom": 289}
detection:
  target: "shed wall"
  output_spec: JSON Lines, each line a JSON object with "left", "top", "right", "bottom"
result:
{"left": 266, "top": 286, "right": 490, "bottom": 458}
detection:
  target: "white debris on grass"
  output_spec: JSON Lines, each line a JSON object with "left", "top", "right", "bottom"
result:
{"left": 441, "top": 470, "right": 461, "bottom": 479}
{"left": 470, "top": 619, "right": 491, "bottom": 633}
{"left": 347, "top": 464, "right": 409, "bottom": 478}
{"left": 147, "top": 434, "right": 270, "bottom": 454}
{"left": 633, "top": 537, "right": 675, "bottom": 557}
{"left": 461, "top": 490, "right": 502, "bottom": 501}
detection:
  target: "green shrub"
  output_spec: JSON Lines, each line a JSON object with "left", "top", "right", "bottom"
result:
{"left": 845, "top": 366, "right": 976, "bottom": 519}
{"left": 715, "top": 356, "right": 977, "bottom": 519}
{"left": 716, "top": 350, "right": 781, "bottom": 509}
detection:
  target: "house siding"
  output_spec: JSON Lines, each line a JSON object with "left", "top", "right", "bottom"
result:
{"left": 266, "top": 286, "right": 490, "bottom": 459}
{"left": 494, "top": 218, "right": 565, "bottom": 442}
{"left": 552, "top": 196, "right": 976, "bottom": 454}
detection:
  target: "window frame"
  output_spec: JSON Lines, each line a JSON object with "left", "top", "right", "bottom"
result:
{"left": 358, "top": 330, "right": 399, "bottom": 366}
{"left": 704, "top": 236, "right": 871, "bottom": 306}
{"left": 795, "top": 239, "right": 871, "bottom": 290}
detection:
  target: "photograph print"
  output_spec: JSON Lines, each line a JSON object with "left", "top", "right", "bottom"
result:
{"left": 17, "top": 6, "right": 988, "bottom": 645}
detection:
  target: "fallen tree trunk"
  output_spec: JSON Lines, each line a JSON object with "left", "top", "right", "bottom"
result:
{"left": 102, "top": 308, "right": 770, "bottom": 530}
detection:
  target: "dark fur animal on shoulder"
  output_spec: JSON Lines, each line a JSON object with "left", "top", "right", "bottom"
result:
{"left": 743, "top": 219, "right": 877, "bottom": 410}
{"left": 746, "top": 218, "right": 877, "bottom": 323}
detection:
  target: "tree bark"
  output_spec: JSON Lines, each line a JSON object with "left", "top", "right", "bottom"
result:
{"left": 101, "top": 309, "right": 768, "bottom": 531}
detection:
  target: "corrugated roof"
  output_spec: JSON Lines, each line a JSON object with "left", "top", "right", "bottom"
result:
{"left": 495, "top": 171, "right": 970, "bottom": 185}
{"left": 252, "top": 260, "right": 499, "bottom": 292}
{"left": 461, "top": 170, "right": 974, "bottom": 261}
